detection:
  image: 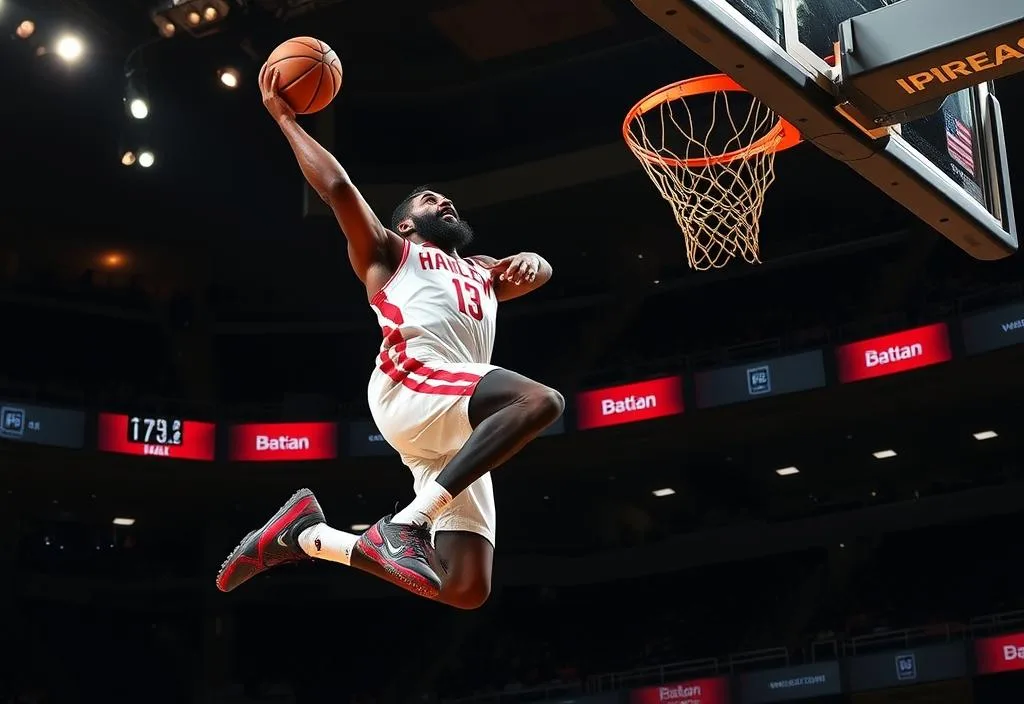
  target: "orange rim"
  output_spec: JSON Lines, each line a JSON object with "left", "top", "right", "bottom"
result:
{"left": 622, "top": 74, "right": 802, "bottom": 169}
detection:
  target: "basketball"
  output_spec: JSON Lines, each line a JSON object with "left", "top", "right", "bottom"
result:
{"left": 266, "top": 37, "right": 343, "bottom": 115}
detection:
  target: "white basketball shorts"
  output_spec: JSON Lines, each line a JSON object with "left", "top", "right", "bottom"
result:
{"left": 367, "top": 359, "right": 499, "bottom": 546}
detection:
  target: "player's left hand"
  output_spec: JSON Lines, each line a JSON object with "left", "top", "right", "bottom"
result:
{"left": 488, "top": 253, "right": 541, "bottom": 285}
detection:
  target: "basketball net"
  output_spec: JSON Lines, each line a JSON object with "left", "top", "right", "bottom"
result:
{"left": 623, "top": 74, "right": 801, "bottom": 271}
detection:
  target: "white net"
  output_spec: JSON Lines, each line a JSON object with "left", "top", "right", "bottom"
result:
{"left": 624, "top": 79, "right": 791, "bottom": 271}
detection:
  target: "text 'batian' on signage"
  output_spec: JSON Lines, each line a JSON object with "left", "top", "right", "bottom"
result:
{"left": 575, "top": 376, "right": 684, "bottom": 431}
{"left": 229, "top": 422, "right": 338, "bottom": 462}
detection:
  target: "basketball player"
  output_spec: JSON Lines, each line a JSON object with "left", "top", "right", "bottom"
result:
{"left": 215, "top": 65, "right": 564, "bottom": 609}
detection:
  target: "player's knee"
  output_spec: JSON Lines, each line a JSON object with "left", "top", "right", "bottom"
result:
{"left": 524, "top": 385, "right": 564, "bottom": 427}
{"left": 446, "top": 578, "right": 491, "bottom": 610}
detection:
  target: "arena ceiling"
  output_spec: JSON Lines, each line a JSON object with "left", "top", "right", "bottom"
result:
{"left": 6, "top": 0, "right": 1021, "bottom": 306}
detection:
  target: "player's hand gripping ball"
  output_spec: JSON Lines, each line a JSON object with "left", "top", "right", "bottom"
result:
{"left": 260, "top": 36, "right": 342, "bottom": 117}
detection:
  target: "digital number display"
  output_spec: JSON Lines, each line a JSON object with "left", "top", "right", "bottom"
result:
{"left": 98, "top": 412, "right": 215, "bottom": 461}
{"left": 127, "top": 416, "right": 183, "bottom": 446}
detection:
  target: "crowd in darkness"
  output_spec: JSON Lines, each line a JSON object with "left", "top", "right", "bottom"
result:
{"left": 3, "top": 230, "right": 1024, "bottom": 704}
{"left": 6, "top": 512, "right": 1024, "bottom": 704}
{"left": 1, "top": 235, "right": 1020, "bottom": 414}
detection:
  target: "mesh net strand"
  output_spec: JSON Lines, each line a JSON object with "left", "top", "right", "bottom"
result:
{"left": 625, "top": 79, "right": 795, "bottom": 271}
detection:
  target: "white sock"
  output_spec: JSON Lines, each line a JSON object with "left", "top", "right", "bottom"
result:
{"left": 298, "top": 523, "right": 357, "bottom": 566}
{"left": 391, "top": 479, "right": 453, "bottom": 527}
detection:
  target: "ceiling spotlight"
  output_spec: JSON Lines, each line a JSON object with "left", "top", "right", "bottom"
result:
{"left": 186, "top": 10, "right": 201, "bottom": 25}
{"left": 55, "top": 34, "right": 84, "bottom": 62}
{"left": 652, "top": 487, "right": 675, "bottom": 497}
{"left": 872, "top": 449, "right": 897, "bottom": 459}
{"left": 129, "top": 98, "right": 149, "bottom": 120}
{"left": 138, "top": 151, "right": 155, "bottom": 168}
{"left": 203, "top": 6, "right": 218, "bottom": 20}
{"left": 776, "top": 466, "right": 800, "bottom": 476}
{"left": 112, "top": 517, "right": 135, "bottom": 526}
{"left": 120, "top": 151, "right": 136, "bottom": 166}
{"left": 161, "top": 21, "right": 175, "bottom": 37}
{"left": 973, "top": 430, "right": 998, "bottom": 441}
{"left": 218, "top": 67, "right": 239, "bottom": 88}
{"left": 350, "top": 523, "right": 370, "bottom": 531}
{"left": 16, "top": 20, "right": 35, "bottom": 39}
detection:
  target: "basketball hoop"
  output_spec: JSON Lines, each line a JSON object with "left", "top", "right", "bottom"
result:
{"left": 623, "top": 74, "right": 802, "bottom": 271}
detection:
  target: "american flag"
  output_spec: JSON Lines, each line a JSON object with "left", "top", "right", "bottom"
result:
{"left": 945, "top": 112, "right": 975, "bottom": 177}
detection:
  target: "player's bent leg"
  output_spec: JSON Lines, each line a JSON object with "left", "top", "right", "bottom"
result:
{"left": 434, "top": 530, "right": 493, "bottom": 610}
{"left": 454, "top": 369, "right": 565, "bottom": 494}
{"left": 394, "top": 370, "right": 564, "bottom": 524}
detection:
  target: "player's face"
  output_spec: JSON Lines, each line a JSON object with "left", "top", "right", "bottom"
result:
{"left": 409, "top": 191, "right": 475, "bottom": 252}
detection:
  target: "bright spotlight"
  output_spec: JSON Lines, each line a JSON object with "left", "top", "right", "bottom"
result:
{"left": 218, "top": 67, "right": 239, "bottom": 88}
{"left": 160, "top": 21, "right": 175, "bottom": 37}
{"left": 203, "top": 6, "right": 217, "bottom": 20}
{"left": 138, "top": 151, "right": 155, "bottom": 168}
{"left": 55, "top": 34, "right": 84, "bottom": 62}
{"left": 120, "top": 151, "right": 136, "bottom": 166}
{"left": 129, "top": 98, "right": 149, "bottom": 119}
{"left": 16, "top": 20, "right": 35, "bottom": 39}
{"left": 186, "top": 10, "right": 200, "bottom": 24}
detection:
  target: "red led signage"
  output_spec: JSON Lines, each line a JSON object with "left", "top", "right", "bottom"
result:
{"left": 630, "top": 677, "right": 729, "bottom": 704}
{"left": 97, "top": 412, "right": 215, "bottom": 461}
{"left": 835, "top": 323, "right": 952, "bottom": 383}
{"left": 576, "top": 376, "right": 684, "bottom": 430}
{"left": 976, "top": 632, "right": 1024, "bottom": 674}
{"left": 229, "top": 422, "right": 338, "bottom": 462}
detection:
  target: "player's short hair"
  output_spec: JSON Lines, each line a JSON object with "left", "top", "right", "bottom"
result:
{"left": 390, "top": 185, "right": 432, "bottom": 232}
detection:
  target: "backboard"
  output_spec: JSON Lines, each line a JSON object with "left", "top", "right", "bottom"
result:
{"left": 630, "top": 0, "right": 1017, "bottom": 260}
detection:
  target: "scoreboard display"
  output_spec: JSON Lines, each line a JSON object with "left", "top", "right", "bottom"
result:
{"left": 97, "top": 412, "right": 216, "bottom": 461}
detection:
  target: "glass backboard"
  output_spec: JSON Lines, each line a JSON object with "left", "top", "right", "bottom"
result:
{"left": 629, "top": 0, "right": 1017, "bottom": 258}
{"left": 728, "top": 0, "right": 989, "bottom": 206}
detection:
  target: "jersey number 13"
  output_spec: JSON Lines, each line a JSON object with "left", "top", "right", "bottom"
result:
{"left": 452, "top": 279, "right": 484, "bottom": 321}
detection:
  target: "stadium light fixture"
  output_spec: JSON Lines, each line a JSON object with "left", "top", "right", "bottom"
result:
{"left": 350, "top": 523, "right": 370, "bottom": 531}
{"left": 151, "top": 0, "right": 230, "bottom": 39}
{"left": 55, "top": 34, "right": 84, "bottom": 63}
{"left": 138, "top": 151, "right": 155, "bottom": 168}
{"left": 218, "top": 67, "right": 239, "bottom": 88}
{"left": 872, "top": 449, "right": 897, "bottom": 459}
{"left": 652, "top": 488, "right": 675, "bottom": 497}
{"left": 973, "top": 430, "right": 998, "bottom": 440}
{"left": 112, "top": 517, "right": 135, "bottom": 526}
{"left": 16, "top": 20, "right": 35, "bottom": 39}
{"left": 775, "top": 466, "right": 799, "bottom": 476}
{"left": 129, "top": 98, "right": 149, "bottom": 119}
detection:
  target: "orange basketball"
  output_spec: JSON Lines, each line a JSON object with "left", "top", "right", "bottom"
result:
{"left": 266, "top": 36, "right": 342, "bottom": 115}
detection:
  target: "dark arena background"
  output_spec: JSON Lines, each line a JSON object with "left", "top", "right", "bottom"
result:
{"left": 3, "top": 0, "right": 1024, "bottom": 702}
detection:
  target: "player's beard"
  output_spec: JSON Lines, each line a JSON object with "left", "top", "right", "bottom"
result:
{"left": 411, "top": 213, "right": 475, "bottom": 253}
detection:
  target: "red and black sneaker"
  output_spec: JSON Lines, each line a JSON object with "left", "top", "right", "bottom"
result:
{"left": 215, "top": 488, "right": 325, "bottom": 593}
{"left": 355, "top": 516, "right": 442, "bottom": 599}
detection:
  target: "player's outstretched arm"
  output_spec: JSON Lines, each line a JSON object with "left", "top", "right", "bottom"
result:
{"left": 258, "top": 64, "right": 399, "bottom": 283}
{"left": 470, "top": 252, "right": 552, "bottom": 302}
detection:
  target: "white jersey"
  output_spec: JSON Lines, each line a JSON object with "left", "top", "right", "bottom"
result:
{"left": 370, "top": 238, "right": 498, "bottom": 373}
{"left": 366, "top": 238, "right": 502, "bottom": 546}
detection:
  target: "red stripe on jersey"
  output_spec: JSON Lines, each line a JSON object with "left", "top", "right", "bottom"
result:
{"left": 373, "top": 291, "right": 405, "bottom": 328}
{"left": 378, "top": 347, "right": 479, "bottom": 396}
{"left": 370, "top": 242, "right": 482, "bottom": 396}
{"left": 370, "top": 238, "right": 411, "bottom": 312}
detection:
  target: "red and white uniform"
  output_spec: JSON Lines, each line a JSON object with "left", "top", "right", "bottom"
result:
{"left": 368, "top": 239, "right": 499, "bottom": 545}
